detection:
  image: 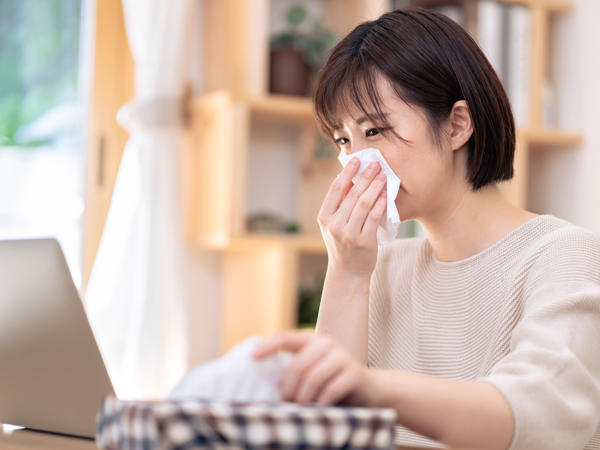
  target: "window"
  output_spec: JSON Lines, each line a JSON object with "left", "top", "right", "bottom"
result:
{"left": 0, "top": 0, "right": 90, "bottom": 287}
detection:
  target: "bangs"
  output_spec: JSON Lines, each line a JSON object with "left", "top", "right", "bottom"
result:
{"left": 313, "top": 55, "right": 399, "bottom": 142}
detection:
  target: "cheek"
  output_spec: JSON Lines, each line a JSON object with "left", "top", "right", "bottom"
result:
{"left": 393, "top": 168, "right": 444, "bottom": 221}
{"left": 381, "top": 145, "right": 410, "bottom": 180}
{"left": 392, "top": 148, "right": 448, "bottom": 200}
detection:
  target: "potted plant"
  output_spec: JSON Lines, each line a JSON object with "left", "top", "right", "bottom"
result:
{"left": 269, "top": 4, "right": 337, "bottom": 97}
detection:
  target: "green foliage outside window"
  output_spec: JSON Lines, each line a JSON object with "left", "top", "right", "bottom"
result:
{"left": 0, "top": 0, "right": 81, "bottom": 147}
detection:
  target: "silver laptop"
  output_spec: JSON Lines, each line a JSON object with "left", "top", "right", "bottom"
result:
{"left": 0, "top": 238, "right": 115, "bottom": 438}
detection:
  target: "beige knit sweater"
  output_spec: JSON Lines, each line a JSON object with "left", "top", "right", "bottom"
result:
{"left": 367, "top": 214, "right": 600, "bottom": 450}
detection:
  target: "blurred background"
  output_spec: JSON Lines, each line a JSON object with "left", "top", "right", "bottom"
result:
{"left": 1, "top": 0, "right": 598, "bottom": 400}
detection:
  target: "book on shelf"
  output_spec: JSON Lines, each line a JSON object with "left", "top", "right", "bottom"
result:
{"left": 475, "top": 1, "right": 532, "bottom": 127}
{"left": 476, "top": 1, "right": 509, "bottom": 84}
{"left": 505, "top": 4, "right": 531, "bottom": 127}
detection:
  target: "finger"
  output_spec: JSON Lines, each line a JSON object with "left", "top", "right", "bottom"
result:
{"left": 344, "top": 173, "right": 387, "bottom": 236}
{"left": 279, "top": 338, "right": 333, "bottom": 401}
{"left": 333, "top": 162, "right": 381, "bottom": 225}
{"left": 315, "top": 367, "right": 358, "bottom": 406}
{"left": 341, "top": 179, "right": 353, "bottom": 201}
{"left": 319, "top": 158, "right": 360, "bottom": 216}
{"left": 252, "top": 329, "right": 314, "bottom": 359}
{"left": 293, "top": 351, "right": 346, "bottom": 404}
{"left": 361, "top": 191, "right": 387, "bottom": 237}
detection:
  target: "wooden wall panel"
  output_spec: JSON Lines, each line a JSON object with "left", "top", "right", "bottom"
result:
{"left": 82, "top": 0, "right": 134, "bottom": 293}
{"left": 221, "top": 246, "right": 299, "bottom": 354}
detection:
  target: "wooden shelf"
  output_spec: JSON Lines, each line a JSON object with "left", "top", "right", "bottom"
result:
{"left": 188, "top": 93, "right": 314, "bottom": 123}
{"left": 229, "top": 233, "right": 326, "bottom": 253}
{"left": 246, "top": 95, "right": 314, "bottom": 122}
{"left": 518, "top": 128, "right": 583, "bottom": 148}
{"left": 189, "top": 228, "right": 326, "bottom": 255}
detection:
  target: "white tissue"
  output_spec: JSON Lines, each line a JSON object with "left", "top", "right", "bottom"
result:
{"left": 338, "top": 148, "right": 401, "bottom": 245}
{"left": 168, "top": 336, "right": 294, "bottom": 403}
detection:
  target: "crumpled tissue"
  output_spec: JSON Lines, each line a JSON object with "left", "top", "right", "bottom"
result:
{"left": 338, "top": 147, "right": 401, "bottom": 245}
{"left": 168, "top": 335, "right": 294, "bottom": 403}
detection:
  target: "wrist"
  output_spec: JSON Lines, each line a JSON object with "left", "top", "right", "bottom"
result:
{"left": 324, "top": 268, "right": 372, "bottom": 299}
{"left": 326, "top": 264, "right": 374, "bottom": 284}
{"left": 366, "top": 369, "right": 399, "bottom": 408}
{"left": 364, "top": 369, "right": 386, "bottom": 408}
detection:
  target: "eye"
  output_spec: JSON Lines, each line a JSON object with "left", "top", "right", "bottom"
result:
{"left": 334, "top": 137, "right": 349, "bottom": 145}
{"left": 366, "top": 127, "right": 383, "bottom": 137}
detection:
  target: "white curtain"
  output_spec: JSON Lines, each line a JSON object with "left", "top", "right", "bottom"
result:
{"left": 86, "top": 0, "right": 197, "bottom": 400}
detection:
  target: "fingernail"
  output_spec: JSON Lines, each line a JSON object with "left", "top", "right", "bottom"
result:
{"left": 350, "top": 157, "right": 359, "bottom": 166}
{"left": 368, "top": 162, "right": 379, "bottom": 171}
{"left": 376, "top": 174, "right": 386, "bottom": 181}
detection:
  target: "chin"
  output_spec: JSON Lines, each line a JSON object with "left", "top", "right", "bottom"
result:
{"left": 394, "top": 191, "right": 417, "bottom": 222}
{"left": 398, "top": 208, "right": 417, "bottom": 223}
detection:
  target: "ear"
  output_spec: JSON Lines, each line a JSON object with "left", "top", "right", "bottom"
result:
{"left": 447, "top": 100, "right": 473, "bottom": 151}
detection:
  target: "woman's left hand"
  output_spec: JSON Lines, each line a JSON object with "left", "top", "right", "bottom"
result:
{"left": 252, "top": 330, "right": 377, "bottom": 406}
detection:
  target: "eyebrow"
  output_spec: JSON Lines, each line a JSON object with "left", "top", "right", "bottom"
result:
{"left": 332, "top": 112, "right": 390, "bottom": 130}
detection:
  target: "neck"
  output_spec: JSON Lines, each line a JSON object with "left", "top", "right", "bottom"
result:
{"left": 417, "top": 183, "right": 537, "bottom": 262}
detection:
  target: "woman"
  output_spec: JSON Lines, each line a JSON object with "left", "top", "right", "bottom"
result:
{"left": 253, "top": 7, "right": 600, "bottom": 450}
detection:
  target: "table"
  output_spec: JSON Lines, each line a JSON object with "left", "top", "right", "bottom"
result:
{"left": 0, "top": 425, "right": 96, "bottom": 449}
{"left": 0, "top": 424, "right": 444, "bottom": 449}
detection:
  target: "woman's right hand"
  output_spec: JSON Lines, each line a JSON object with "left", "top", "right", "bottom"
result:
{"left": 317, "top": 157, "right": 388, "bottom": 278}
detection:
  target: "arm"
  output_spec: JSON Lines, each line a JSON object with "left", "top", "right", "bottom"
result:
{"left": 315, "top": 268, "right": 370, "bottom": 365}
{"left": 253, "top": 331, "right": 514, "bottom": 450}
{"left": 313, "top": 158, "right": 387, "bottom": 364}
{"left": 368, "top": 369, "right": 514, "bottom": 450}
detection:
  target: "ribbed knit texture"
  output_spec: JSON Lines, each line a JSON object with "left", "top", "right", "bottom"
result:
{"left": 368, "top": 215, "right": 600, "bottom": 450}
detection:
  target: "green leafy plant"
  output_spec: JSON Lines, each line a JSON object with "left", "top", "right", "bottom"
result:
{"left": 297, "top": 279, "right": 324, "bottom": 328}
{"left": 270, "top": 4, "right": 337, "bottom": 70}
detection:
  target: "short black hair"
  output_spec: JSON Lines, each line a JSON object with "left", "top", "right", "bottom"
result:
{"left": 313, "top": 7, "right": 515, "bottom": 190}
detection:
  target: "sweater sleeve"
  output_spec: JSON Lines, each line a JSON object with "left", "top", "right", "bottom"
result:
{"left": 479, "top": 230, "right": 600, "bottom": 450}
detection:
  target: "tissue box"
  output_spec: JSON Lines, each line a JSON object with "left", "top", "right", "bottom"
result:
{"left": 96, "top": 396, "right": 397, "bottom": 449}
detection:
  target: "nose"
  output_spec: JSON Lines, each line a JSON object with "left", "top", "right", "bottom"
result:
{"left": 346, "top": 136, "right": 370, "bottom": 155}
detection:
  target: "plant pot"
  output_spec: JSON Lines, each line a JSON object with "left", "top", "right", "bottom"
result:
{"left": 269, "top": 47, "right": 310, "bottom": 97}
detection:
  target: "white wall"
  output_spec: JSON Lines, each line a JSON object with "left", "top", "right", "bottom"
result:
{"left": 528, "top": 0, "right": 600, "bottom": 233}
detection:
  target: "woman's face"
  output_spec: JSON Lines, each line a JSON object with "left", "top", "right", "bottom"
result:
{"left": 331, "top": 74, "right": 468, "bottom": 222}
